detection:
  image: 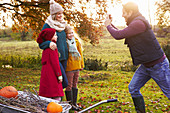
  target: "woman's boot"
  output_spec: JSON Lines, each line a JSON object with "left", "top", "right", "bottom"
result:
{"left": 132, "top": 96, "right": 146, "bottom": 113}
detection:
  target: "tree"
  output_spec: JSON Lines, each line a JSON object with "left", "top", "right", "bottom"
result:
{"left": 0, "top": 0, "right": 121, "bottom": 45}
{"left": 155, "top": 0, "right": 170, "bottom": 35}
{"left": 147, "top": 0, "right": 152, "bottom": 27}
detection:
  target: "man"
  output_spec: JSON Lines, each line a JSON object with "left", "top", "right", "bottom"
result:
{"left": 104, "top": 2, "right": 170, "bottom": 113}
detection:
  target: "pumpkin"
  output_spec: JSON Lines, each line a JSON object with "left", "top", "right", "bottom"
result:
{"left": 47, "top": 102, "right": 63, "bottom": 113}
{"left": 0, "top": 86, "right": 18, "bottom": 98}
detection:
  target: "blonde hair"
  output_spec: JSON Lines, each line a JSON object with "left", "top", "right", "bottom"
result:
{"left": 65, "top": 25, "right": 73, "bottom": 33}
{"left": 51, "top": 14, "right": 57, "bottom": 20}
{"left": 65, "top": 25, "right": 83, "bottom": 49}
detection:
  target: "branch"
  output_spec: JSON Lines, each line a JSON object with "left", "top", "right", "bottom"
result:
{"left": 0, "top": 3, "right": 20, "bottom": 8}
{"left": 15, "top": 0, "right": 49, "bottom": 7}
{"left": 0, "top": 0, "right": 48, "bottom": 9}
{"left": 0, "top": 0, "right": 48, "bottom": 19}
{"left": 0, "top": 5, "right": 24, "bottom": 17}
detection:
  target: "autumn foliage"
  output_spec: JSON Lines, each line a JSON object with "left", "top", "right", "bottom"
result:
{"left": 155, "top": 0, "right": 170, "bottom": 29}
{"left": 1, "top": 0, "right": 169, "bottom": 44}
{"left": 0, "top": 0, "right": 122, "bottom": 45}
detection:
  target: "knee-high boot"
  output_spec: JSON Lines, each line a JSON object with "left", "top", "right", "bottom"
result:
{"left": 72, "top": 87, "right": 82, "bottom": 110}
{"left": 65, "top": 90, "right": 80, "bottom": 111}
{"left": 132, "top": 96, "right": 146, "bottom": 113}
{"left": 65, "top": 91, "right": 72, "bottom": 104}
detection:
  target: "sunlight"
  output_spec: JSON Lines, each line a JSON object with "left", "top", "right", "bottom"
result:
{"left": 0, "top": 0, "right": 161, "bottom": 28}
{"left": 108, "top": 0, "right": 159, "bottom": 26}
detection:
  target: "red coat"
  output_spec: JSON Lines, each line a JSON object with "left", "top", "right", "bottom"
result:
{"left": 39, "top": 48, "right": 64, "bottom": 97}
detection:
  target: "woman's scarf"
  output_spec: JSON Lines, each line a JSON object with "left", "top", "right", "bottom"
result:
{"left": 45, "top": 15, "right": 67, "bottom": 32}
{"left": 67, "top": 37, "right": 81, "bottom": 60}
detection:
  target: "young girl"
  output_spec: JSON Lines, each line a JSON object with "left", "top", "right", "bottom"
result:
{"left": 64, "top": 25, "right": 84, "bottom": 111}
{"left": 37, "top": 28, "right": 64, "bottom": 101}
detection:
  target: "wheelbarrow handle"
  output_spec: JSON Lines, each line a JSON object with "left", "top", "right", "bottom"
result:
{"left": 78, "top": 99, "right": 118, "bottom": 113}
{"left": 107, "top": 99, "right": 118, "bottom": 102}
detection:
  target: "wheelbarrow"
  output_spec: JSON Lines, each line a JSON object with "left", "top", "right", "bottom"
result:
{"left": 78, "top": 98, "right": 118, "bottom": 113}
{"left": 0, "top": 91, "right": 72, "bottom": 113}
{"left": 0, "top": 91, "right": 117, "bottom": 113}
{"left": 0, "top": 97, "right": 117, "bottom": 113}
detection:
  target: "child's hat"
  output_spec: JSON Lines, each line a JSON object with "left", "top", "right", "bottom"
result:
{"left": 37, "top": 28, "right": 56, "bottom": 44}
{"left": 49, "top": 0, "right": 64, "bottom": 15}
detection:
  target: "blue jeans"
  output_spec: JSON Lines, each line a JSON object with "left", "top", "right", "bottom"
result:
{"left": 128, "top": 58, "right": 170, "bottom": 99}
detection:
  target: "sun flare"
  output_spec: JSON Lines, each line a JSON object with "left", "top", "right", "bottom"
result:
{"left": 108, "top": 0, "right": 159, "bottom": 26}
{"left": 0, "top": 0, "right": 160, "bottom": 28}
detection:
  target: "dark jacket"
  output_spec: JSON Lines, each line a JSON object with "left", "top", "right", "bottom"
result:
{"left": 125, "top": 16, "right": 164, "bottom": 65}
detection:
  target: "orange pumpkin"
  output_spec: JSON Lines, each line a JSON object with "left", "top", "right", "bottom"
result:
{"left": 0, "top": 86, "right": 18, "bottom": 98}
{"left": 47, "top": 102, "right": 63, "bottom": 113}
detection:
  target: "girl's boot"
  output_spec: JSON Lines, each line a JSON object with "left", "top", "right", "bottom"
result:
{"left": 72, "top": 87, "right": 82, "bottom": 110}
{"left": 65, "top": 90, "right": 79, "bottom": 111}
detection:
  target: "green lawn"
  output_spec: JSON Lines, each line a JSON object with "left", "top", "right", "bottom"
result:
{"left": 0, "top": 38, "right": 132, "bottom": 70}
{"left": 0, "top": 68, "right": 169, "bottom": 113}
{"left": 0, "top": 38, "right": 169, "bottom": 113}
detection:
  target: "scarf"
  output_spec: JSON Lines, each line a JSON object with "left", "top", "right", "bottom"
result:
{"left": 45, "top": 15, "right": 67, "bottom": 32}
{"left": 67, "top": 37, "right": 81, "bottom": 60}
{"left": 126, "top": 12, "right": 143, "bottom": 25}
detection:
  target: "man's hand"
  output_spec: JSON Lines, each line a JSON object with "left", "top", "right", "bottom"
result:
{"left": 104, "top": 14, "right": 112, "bottom": 27}
{"left": 49, "top": 42, "right": 57, "bottom": 50}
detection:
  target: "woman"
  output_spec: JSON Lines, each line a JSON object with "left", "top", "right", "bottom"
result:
{"left": 38, "top": 0, "right": 68, "bottom": 89}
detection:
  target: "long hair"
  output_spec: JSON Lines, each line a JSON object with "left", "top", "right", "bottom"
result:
{"left": 65, "top": 25, "right": 83, "bottom": 50}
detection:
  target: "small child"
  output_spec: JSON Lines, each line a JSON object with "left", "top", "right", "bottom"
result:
{"left": 37, "top": 28, "right": 64, "bottom": 101}
{"left": 64, "top": 25, "right": 84, "bottom": 111}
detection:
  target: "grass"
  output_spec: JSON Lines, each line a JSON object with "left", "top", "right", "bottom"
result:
{"left": 83, "top": 38, "right": 131, "bottom": 62}
{"left": 0, "top": 38, "right": 130, "bottom": 61}
{"left": 0, "top": 38, "right": 170, "bottom": 113}
{"left": 0, "top": 68, "right": 169, "bottom": 113}
{"left": 0, "top": 40, "right": 41, "bottom": 56}
{"left": 0, "top": 38, "right": 132, "bottom": 70}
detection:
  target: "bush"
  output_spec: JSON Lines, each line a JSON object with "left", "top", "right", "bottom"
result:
{"left": 0, "top": 54, "right": 41, "bottom": 69}
{"left": 84, "top": 58, "right": 108, "bottom": 71}
{"left": 120, "top": 61, "right": 138, "bottom": 72}
{"left": 84, "top": 58, "right": 138, "bottom": 72}
{"left": 162, "top": 41, "right": 170, "bottom": 61}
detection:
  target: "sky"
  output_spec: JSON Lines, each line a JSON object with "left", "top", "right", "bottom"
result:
{"left": 107, "top": 0, "right": 160, "bottom": 26}
{"left": 73, "top": 0, "right": 160, "bottom": 26}
{"left": 0, "top": 0, "right": 160, "bottom": 28}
